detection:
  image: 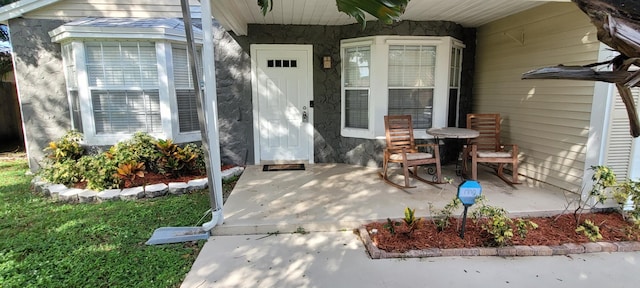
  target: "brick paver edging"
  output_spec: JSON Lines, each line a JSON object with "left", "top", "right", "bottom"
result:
{"left": 357, "top": 227, "right": 640, "bottom": 259}
{"left": 30, "top": 167, "right": 244, "bottom": 204}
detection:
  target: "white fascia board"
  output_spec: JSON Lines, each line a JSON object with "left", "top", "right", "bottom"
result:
{"left": 0, "top": 0, "right": 61, "bottom": 22}
{"left": 49, "top": 26, "right": 203, "bottom": 43}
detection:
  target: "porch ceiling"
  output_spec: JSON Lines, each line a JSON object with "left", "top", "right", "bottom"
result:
{"left": 209, "top": 0, "right": 569, "bottom": 36}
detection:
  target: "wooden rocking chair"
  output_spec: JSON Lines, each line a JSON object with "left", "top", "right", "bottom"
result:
{"left": 463, "top": 114, "right": 520, "bottom": 184}
{"left": 380, "top": 115, "right": 442, "bottom": 188}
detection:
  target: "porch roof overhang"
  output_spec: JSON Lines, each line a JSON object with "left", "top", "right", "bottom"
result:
{"left": 209, "top": 0, "right": 570, "bottom": 36}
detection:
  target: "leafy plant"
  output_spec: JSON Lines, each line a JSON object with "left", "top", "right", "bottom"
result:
{"left": 39, "top": 159, "right": 82, "bottom": 186}
{"left": 576, "top": 219, "right": 603, "bottom": 241}
{"left": 383, "top": 218, "right": 401, "bottom": 235}
{"left": 114, "top": 161, "right": 146, "bottom": 188}
{"left": 43, "top": 130, "right": 84, "bottom": 163}
{"left": 471, "top": 201, "right": 536, "bottom": 246}
{"left": 77, "top": 153, "right": 119, "bottom": 191}
{"left": 515, "top": 218, "right": 539, "bottom": 239}
{"left": 429, "top": 197, "right": 461, "bottom": 231}
{"left": 258, "top": 0, "right": 410, "bottom": 29}
{"left": 613, "top": 179, "right": 640, "bottom": 227}
{"left": 403, "top": 207, "right": 422, "bottom": 236}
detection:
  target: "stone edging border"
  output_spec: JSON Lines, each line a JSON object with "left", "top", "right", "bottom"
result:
{"left": 357, "top": 227, "right": 640, "bottom": 259}
{"left": 29, "top": 167, "right": 244, "bottom": 204}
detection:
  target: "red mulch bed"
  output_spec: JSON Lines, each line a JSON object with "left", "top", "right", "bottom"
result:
{"left": 72, "top": 164, "right": 236, "bottom": 189}
{"left": 365, "top": 212, "right": 640, "bottom": 253}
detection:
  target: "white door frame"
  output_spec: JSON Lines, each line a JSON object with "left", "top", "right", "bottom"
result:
{"left": 250, "top": 44, "right": 314, "bottom": 164}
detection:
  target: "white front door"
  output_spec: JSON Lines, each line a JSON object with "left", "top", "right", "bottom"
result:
{"left": 251, "top": 45, "right": 314, "bottom": 163}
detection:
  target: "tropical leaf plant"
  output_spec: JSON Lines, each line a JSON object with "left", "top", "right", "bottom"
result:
{"left": 257, "top": 0, "right": 410, "bottom": 28}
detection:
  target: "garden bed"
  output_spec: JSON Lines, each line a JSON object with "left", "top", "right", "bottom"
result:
{"left": 359, "top": 211, "right": 640, "bottom": 259}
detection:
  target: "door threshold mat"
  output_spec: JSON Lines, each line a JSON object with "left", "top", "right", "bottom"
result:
{"left": 262, "top": 164, "right": 305, "bottom": 171}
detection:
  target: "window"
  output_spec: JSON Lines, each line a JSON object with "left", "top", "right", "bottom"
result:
{"left": 340, "top": 36, "right": 464, "bottom": 139}
{"left": 62, "top": 43, "right": 83, "bottom": 133}
{"left": 86, "top": 42, "right": 161, "bottom": 134}
{"left": 51, "top": 18, "right": 205, "bottom": 146}
{"left": 172, "top": 45, "right": 202, "bottom": 132}
{"left": 344, "top": 46, "right": 370, "bottom": 129}
{"left": 388, "top": 45, "right": 436, "bottom": 129}
{"left": 449, "top": 46, "right": 463, "bottom": 126}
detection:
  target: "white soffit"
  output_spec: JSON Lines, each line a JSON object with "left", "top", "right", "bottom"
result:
{"left": 209, "top": 0, "right": 565, "bottom": 35}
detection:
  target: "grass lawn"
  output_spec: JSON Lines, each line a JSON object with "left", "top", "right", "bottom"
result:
{"left": 0, "top": 158, "right": 218, "bottom": 287}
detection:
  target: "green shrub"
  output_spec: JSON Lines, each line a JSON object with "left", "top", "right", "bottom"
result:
{"left": 576, "top": 219, "right": 603, "bottom": 241}
{"left": 43, "top": 130, "right": 84, "bottom": 163}
{"left": 77, "top": 153, "right": 119, "bottom": 191}
{"left": 39, "top": 159, "right": 82, "bottom": 186}
{"left": 471, "top": 201, "right": 537, "bottom": 246}
{"left": 182, "top": 143, "right": 206, "bottom": 174}
{"left": 429, "top": 197, "right": 461, "bottom": 231}
{"left": 38, "top": 131, "right": 206, "bottom": 190}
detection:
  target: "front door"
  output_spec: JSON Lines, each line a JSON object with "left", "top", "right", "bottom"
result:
{"left": 251, "top": 45, "right": 314, "bottom": 163}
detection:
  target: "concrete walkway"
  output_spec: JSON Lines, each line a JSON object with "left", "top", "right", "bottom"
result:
{"left": 181, "top": 164, "right": 638, "bottom": 287}
{"left": 182, "top": 231, "right": 640, "bottom": 287}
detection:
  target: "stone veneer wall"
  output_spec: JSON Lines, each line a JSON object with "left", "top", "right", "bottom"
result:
{"left": 234, "top": 21, "right": 476, "bottom": 166}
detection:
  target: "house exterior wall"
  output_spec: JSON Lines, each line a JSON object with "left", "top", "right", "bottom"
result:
{"left": 9, "top": 18, "right": 69, "bottom": 169}
{"left": 474, "top": 2, "right": 600, "bottom": 191}
{"left": 8, "top": 15, "right": 254, "bottom": 170}
{"left": 235, "top": 21, "right": 476, "bottom": 166}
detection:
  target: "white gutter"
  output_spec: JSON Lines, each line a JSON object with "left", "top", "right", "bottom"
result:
{"left": 0, "top": 0, "right": 61, "bottom": 22}
{"left": 180, "top": 0, "right": 224, "bottom": 231}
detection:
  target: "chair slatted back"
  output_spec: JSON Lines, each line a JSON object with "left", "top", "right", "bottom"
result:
{"left": 385, "top": 115, "right": 416, "bottom": 151}
{"left": 467, "top": 114, "right": 501, "bottom": 152}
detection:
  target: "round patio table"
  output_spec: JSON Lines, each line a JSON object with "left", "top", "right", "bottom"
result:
{"left": 426, "top": 127, "right": 479, "bottom": 139}
{"left": 426, "top": 127, "right": 480, "bottom": 177}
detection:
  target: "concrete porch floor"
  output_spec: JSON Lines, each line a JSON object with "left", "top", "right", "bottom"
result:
{"left": 213, "top": 163, "right": 579, "bottom": 236}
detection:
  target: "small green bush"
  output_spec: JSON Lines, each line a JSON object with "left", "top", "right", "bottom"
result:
{"left": 39, "top": 159, "right": 82, "bottom": 186}
{"left": 43, "top": 130, "right": 84, "bottom": 163}
{"left": 38, "top": 131, "right": 207, "bottom": 190}
{"left": 429, "top": 197, "right": 461, "bottom": 231}
{"left": 471, "top": 200, "right": 537, "bottom": 246}
{"left": 77, "top": 153, "right": 119, "bottom": 190}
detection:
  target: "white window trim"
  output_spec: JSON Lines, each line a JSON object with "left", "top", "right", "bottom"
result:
{"left": 341, "top": 39, "right": 375, "bottom": 139}
{"left": 63, "top": 39, "right": 202, "bottom": 146}
{"left": 340, "top": 36, "right": 463, "bottom": 140}
{"left": 52, "top": 23, "right": 204, "bottom": 146}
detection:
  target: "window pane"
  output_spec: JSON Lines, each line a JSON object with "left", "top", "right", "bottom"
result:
{"left": 172, "top": 45, "right": 203, "bottom": 89}
{"left": 62, "top": 43, "right": 77, "bottom": 89}
{"left": 69, "top": 90, "right": 83, "bottom": 133}
{"left": 92, "top": 90, "right": 161, "bottom": 134}
{"left": 176, "top": 89, "right": 200, "bottom": 132}
{"left": 344, "top": 46, "right": 370, "bottom": 87}
{"left": 450, "top": 47, "right": 462, "bottom": 87}
{"left": 388, "top": 45, "right": 436, "bottom": 87}
{"left": 388, "top": 88, "right": 433, "bottom": 129}
{"left": 345, "top": 89, "right": 369, "bottom": 129}
{"left": 86, "top": 42, "right": 158, "bottom": 88}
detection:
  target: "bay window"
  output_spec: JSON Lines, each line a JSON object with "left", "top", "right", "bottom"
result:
{"left": 340, "top": 36, "right": 464, "bottom": 139}
{"left": 50, "top": 19, "right": 204, "bottom": 145}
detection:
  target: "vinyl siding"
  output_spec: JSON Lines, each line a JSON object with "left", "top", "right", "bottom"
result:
{"left": 24, "top": 0, "right": 200, "bottom": 20}
{"left": 605, "top": 88, "right": 639, "bottom": 181}
{"left": 474, "top": 2, "right": 599, "bottom": 192}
